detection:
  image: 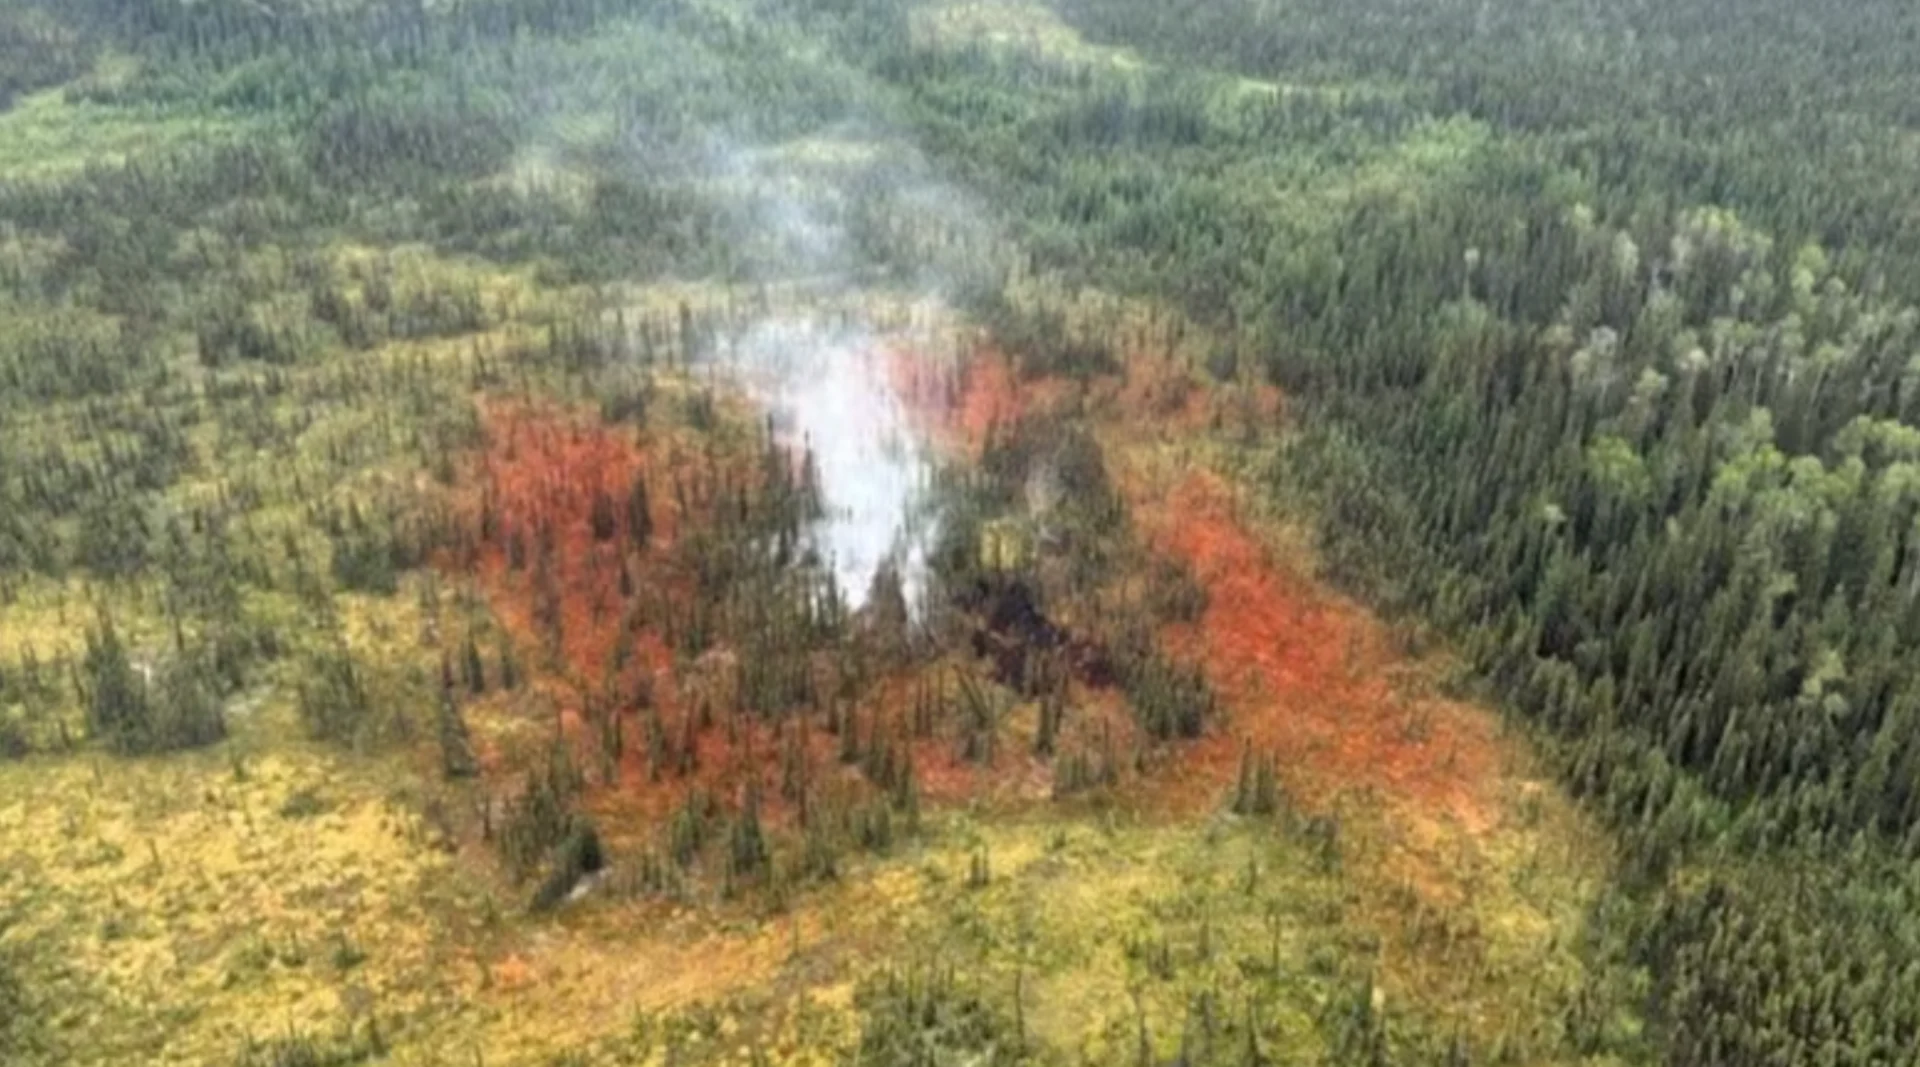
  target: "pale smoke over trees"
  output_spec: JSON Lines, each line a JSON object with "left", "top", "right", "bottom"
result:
{"left": 676, "top": 128, "right": 991, "bottom": 615}
{"left": 722, "top": 317, "right": 937, "bottom": 616}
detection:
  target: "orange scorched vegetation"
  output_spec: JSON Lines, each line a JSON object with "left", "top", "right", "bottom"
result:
{"left": 1125, "top": 465, "right": 1509, "bottom": 888}
{"left": 459, "top": 400, "right": 676, "bottom": 780}
{"left": 452, "top": 325, "right": 1501, "bottom": 905}
{"left": 454, "top": 390, "right": 1076, "bottom": 841}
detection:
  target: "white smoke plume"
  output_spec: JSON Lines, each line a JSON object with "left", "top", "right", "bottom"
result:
{"left": 677, "top": 125, "right": 992, "bottom": 617}
{"left": 720, "top": 316, "right": 936, "bottom": 617}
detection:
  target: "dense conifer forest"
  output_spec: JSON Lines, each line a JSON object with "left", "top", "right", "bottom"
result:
{"left": 3, "top": 0, "right": 1919, "bottom": 1064}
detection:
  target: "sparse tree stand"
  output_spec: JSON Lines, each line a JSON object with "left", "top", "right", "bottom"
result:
{"left": 1231, "top": 745, "right": 1282, "bottom": 817}
{"left": 436, "top": 672, "right": 478, "bottom": 779}
{"left": 462, "top": 634, "right": 486, "bottom": 694}
{"left": 81, "top": 618, "right": 149, "bottom": 754}
{"left": 79, "top": 616, "right": 227, "bottom": 756}
{"left": 626, "top": 472, "right": 653, "bottom": 551}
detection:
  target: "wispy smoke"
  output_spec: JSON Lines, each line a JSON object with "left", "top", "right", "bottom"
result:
{"left": 693, "top": 134, "right": 967, "bottom": 615}
{"left": 635, "top": 114, "right": 995, "bottom": 615}
{"left": 723, "top": 318, "right": 935, "bottom": 615}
